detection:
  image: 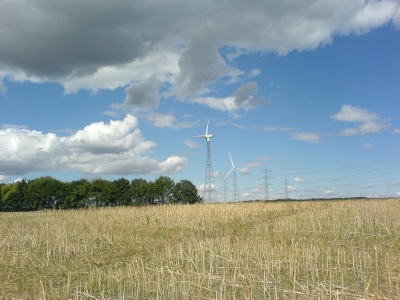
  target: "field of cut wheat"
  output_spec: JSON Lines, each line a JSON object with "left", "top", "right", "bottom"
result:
{"left": 0, "top": 199, "right": 399, "bottom": 299}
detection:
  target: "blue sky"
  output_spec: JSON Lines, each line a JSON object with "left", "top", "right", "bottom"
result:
{"left": 1, "top": 0, "right": 400, "bottom": 200}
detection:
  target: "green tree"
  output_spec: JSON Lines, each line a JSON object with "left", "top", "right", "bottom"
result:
{"left": 0, "top": 183, "right": 4, "bottom": 211}
{"left": 60, "top": 179, "right": 91, "bottom": 209}
{"left": 154, "top": 176, "right": 175, "bottom": 205}
{"left": 25, "top": 177, "right": 63, "bottom": 210}
{"left": 1, "top": 183, "right": 18, "bottom": 211}
{"left": 131, "top": 178, "right": 148, "bottom": 206}
{"left": 1, "top": 180, "right": 29, "bottom": 211}
{"left": 113, "top": 178, "right": 132, "bottom": 206}
{"left": 145, "top": 181, "right": 156, "bottom": 205}
{"left": 88, "top": 179, "right": 109, "bottom": 207}
{"left": 172, "top": 180, "right": 203, "bottom": 204}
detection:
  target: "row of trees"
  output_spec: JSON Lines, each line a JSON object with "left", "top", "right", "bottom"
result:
{"left": 0, "top": 176, "right": 202, "bottom": 212}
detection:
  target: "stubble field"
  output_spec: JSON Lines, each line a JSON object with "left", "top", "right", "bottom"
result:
{"left": 0, "top": 199, "right": 399, "bottom": 299}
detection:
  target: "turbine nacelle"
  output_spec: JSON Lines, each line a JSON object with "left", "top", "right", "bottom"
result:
{"left": 194, "top": 134, "right": 214, "bottom": 142}
{"left": 194, "top": 117, "right": 213, "bottom": 141}
{"left": 224, "top": 152, "right": 241, "bottom": 179}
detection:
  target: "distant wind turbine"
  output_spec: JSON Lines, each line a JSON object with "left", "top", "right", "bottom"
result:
{"left": 224, "top": 152, "right": 241, "bottom": 202}
{"left": 194, "top": 117, "right": 217, "bottom": 202}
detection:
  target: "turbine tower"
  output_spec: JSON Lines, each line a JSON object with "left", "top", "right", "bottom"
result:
{"left": 224, "top": 152, "right": 241, "bottom": 202}
{"left": 194, "top": 118, "right": 217, "bottom": 202}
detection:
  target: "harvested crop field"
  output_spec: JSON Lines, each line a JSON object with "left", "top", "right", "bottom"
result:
{"left": 1, "top": 199, "right": 399, "bottom": 299}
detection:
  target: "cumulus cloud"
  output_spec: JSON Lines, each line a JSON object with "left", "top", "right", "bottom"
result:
{"left": 333, "top": 105, "right": 390, "bottom": 136}
{"left": 2, "top": 0, "right": 399, "bottom": 107}
{"left": 292, "top": 132, "right": 321, "bottom": 143}
{"left": 65, "top": 115, "right": 154, "bottom": 154}
{"left": 0, "top": 115, "right": 187, "bottom": 176}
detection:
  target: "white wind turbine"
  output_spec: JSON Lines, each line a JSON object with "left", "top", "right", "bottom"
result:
{"left": 194, "top": 117, "right": 217, "bottom": 202}
{"left": 224, "top": 152, "right": 241, "bottom": 202}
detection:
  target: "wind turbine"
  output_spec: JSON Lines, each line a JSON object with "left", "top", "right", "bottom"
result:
{"left": 224, "top": 152, "right": 241, "bottom": 202}
{"left": 194, "top": 117, "right": 217, "bottom": 202}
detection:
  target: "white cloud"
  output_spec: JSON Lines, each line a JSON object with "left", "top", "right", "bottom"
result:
{"left": 291, "top": 132, "right": 321, "bottom": 143}
{"left": 264, "top": 126, "right": 297, "bottom": 132}
{"left": 213, "top": 171, "right": 221, "bottom": 178}
{"left": 339, "top": 128, "right": 360, "bottom": 136}
{"left": 65, "top": 115, "right": 154, "bottom": 154}
{"left": 394, "top": 128, "right": 400, "bottom": 134}
{"left": 0, "top": 175, "right": 7, "bottom": 182}
{"left": 396, "top": 192, "right": 400, "bottom": 196}
{"left": 365, "top": 183, "right": 374, "bottom": 188}
{"left": 359, "top": 121, "right": 390, "bottom": 134}
{"left": 364, "top": 142, "right": 373, "bottom": 148}
{"left": 347, "top": 0, "right": 399, "bottom": 34}
{"left": 240, "top": 167, "right": 251, "bottom": 175}
{"left": 333, "top": 105, "right": 390, "bottom": 136}
{"left": 294, "top": 177, "right": 305, "bottom": 183}
{"left": 3, "top": 0, "right": 398, "bottom": 105}
{"left": 243, "top": 156, "right": 274, "bottom": 167}
{"left": 2, "top": 124, "right": 29, "bottom": 130}
{"left": 194, "top": 82, "right": 267, "bottom": 112}
{"left": 143, "top": 113, "right": 195, "bottom": 129}
{"left": 287, "top": 185, "right": 297, "bottom": 191}
{"left": 0, "top": 115, "right": 187, "bottom": 176}
{"left": 248, "top": 69, "right": 261, "bottom": 78}
{"left": 198, "top": 183, "right": 217, "bottom": 193}
{"left": 10, "top": 178, "right": 23, "bottom": 184}
{"left": 332, "top": 105, "right": 379, "bottom": 122}
{"left": 183, "top": 140, "right": 201, "bottom": 148}
{"left": 325, "top": 189, "right": 335, "bottom": 195}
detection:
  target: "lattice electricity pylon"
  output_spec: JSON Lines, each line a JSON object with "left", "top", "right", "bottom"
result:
{"left": 203, "top": 139, "right": 217, "bottom": 202}
{"left": 194, "top": 117, "right": 217, "bottom": 203}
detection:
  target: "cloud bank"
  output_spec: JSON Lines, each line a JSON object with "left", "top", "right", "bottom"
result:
{"left": 0, "top": 115, "right": 186, "bottom": 176}
{"left": 1, "top": 0, "right": 399, "bottom": 111}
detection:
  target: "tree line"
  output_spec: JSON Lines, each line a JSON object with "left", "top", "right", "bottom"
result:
{"left": 0, "top": 176, "right": 202, "bottom": 212}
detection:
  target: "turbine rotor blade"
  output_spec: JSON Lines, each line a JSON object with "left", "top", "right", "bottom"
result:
{"left": 229, "top": 152, "right": 235, "bottom": 167}
{"left": 206, "top": 117, "right": 210, "bottom": 135}
{"left": 224, "top": 167, "right": 234, "bottom": 180}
